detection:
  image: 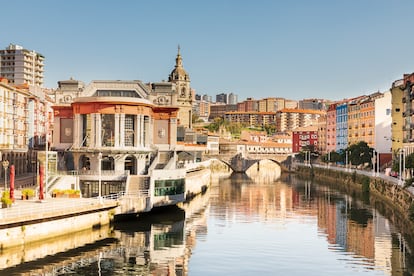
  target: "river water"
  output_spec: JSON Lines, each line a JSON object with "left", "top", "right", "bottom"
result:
{"left": 1, "top": 163, "right": 414, "bottom": 275}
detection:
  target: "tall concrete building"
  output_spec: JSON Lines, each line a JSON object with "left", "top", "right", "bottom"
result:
{"left": 216, "top": 93, "right": 227, "bottom": 104}
{"left": 228, "top": 92, "right": 238, "bottom": 105}
{"left": 0, "top": 44, "right": 44, "bottom": 87}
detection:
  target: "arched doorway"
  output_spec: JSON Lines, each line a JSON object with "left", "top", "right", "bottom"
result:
{"left": 125, "top": 155, "right": 136, "bottom": 175}
{"left": 102, "top": 156, "right": 114, "bottom": 171}
{"left": 79, "top": 155, "right": 91, "bottom": 170}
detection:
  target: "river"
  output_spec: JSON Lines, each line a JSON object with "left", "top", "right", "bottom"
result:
{"left": 1, "top": 163, "right": 413, "bottom": 275}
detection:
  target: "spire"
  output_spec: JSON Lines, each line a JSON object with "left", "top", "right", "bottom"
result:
{"left": 169, "top": 45, "right": 189, "bottom": 82}
{"left": 176, "top": 45, "right": 183, "bottom": 68}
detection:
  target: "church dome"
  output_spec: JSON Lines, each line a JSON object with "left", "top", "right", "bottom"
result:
{"left": 168, "top": 46, "right": 190, "bottom": 82}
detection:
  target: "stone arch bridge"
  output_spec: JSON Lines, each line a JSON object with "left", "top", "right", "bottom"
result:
{"left": 204, "top": 152, "right": 292, "bottom": 173}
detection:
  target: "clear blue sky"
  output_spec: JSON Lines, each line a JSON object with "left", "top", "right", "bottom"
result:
{"left": 3, "top": 0, "right": 414, "bottom": 101}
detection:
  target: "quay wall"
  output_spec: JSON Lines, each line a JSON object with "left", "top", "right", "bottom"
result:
{"left": 0, "top": 224, "right": 113, "bottom": 270}
{"left": 185, "top": 168, "right": 211, "bottom": 200}
{"left": 0, "top": 206, "right": 115, "bottom": 250}
{"left": 295, "top": 166, "right": 414, "bottom": 222}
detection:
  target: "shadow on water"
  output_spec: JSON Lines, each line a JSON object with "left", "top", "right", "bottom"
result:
{"left": 114, "top": 205, "right": 186, "bottom": 232}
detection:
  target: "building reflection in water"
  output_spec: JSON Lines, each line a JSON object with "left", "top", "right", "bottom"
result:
{"left": 0, "top": 185, "right": 210, "bottom": 275}
{"left": 0, "top": 165, "right": 413, "bottom": 275}
{"left": 211, "top": 170, "right": 412, "bottom": 275}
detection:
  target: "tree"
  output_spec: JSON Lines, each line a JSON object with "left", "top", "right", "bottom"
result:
{"left": 406, "top": 152, "right": 414, "bottom": 170}
{"left": 322, "top": 151, "right": 341, "bottom": 163}
{"left": 342, "top": 141, "right": 373, "bottom": 168}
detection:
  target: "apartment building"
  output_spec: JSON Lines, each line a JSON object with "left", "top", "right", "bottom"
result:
{"left": 326, "top": 103, "right": 337, "bottom": 153}
{"left": 258, "top": 97, "right": 281, "bottom": 112}
{"left": 209, "top": 103, "right": 237, "bottom": 120}
{"left": 224, "top": 111, "right": 277, "bottom": 127}
{"left": 317, "top": 113, "right": 327, "bottom": 154}
{"left": 0, "top": 44, "right": 44, "bottom": 87}
{"left": 336, "top": 103, "right": 348, "bottom": 151}
{"left": 0, "top": 78, "right": 50, "bottom": 178}
{"left": 276, "top": 108, "right": 324, "bottom": 132}
{"left": 374, "top": 91, "right": 392, "bottom": 154}
{"left": 292, "top": 126, "right": 318, "bottom": 153}
{"left": 238, "top": 98, "right": 258, "bottom": 112}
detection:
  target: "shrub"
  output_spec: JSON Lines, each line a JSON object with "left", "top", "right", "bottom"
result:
{"left": 404, "top": 178, "right": 414, "bottom": 188}
{"left": 409, "top": 204, "right": 414, "bottom": 222}
{"left": 22, "top": 189, "right": 35, "bottom": 198}
{"left": 1, "top": 191, "right": 12, "bottom": 207}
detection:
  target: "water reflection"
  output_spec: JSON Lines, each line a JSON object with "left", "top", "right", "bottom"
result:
{"left": 1, "top": 168, "right": 414, "bottom": 275}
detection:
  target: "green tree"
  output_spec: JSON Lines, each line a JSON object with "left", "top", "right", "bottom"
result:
{"left": 341, "top": 141, "right": 373, "bottom": 167}
{"left": 264, "top": 124, "right": 277, "bottom": 136}
{"left": 322, "top": 151, "right": 341, "bottom": 163}
{"left": 406, "top": 152, "right": 414, "bottom": 169}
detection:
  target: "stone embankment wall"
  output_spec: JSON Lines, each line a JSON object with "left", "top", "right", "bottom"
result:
{"left": 296, "top": 166, "right": 414, "bottom": 219}
{"left": 185, "top": 168, "right": 211, "bottom": 200}
{"left": 0, "top": 208, "right": 115, "bottom": 250}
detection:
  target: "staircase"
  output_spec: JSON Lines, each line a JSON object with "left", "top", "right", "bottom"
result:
{"left": 126, "top": 175, "right": 150, "bottom": 196}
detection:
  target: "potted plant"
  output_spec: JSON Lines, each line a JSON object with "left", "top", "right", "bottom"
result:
{"left": 1, "top": 191, "right": 12, "bottom": 208}
{"left": 22, "top": 188, "right": 35, "bottom": 200}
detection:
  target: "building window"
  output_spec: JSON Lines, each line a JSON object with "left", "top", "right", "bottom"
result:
{"left": 102, "top": 114, "right": 115, "bottom": 147}
{"left": 124, "top": 115, "right": 135, "bottom": 147}
{"left": 81, "top": 114, "right": 91, "bottom": 147}
{"left": 154, "top": 178, "right": 185, "bottom": 196}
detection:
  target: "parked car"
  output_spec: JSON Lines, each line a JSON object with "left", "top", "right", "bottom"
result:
{"left": 390, "top": 171, "right": 398, "bottom": 178}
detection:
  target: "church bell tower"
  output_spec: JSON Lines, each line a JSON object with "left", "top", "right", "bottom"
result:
{"left": 169, "top": 46, "right": 192, "bottom": 129}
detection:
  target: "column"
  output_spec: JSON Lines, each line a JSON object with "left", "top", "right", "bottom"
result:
{"left": 114, "top": 113, "right": 120, "bottom": 147}
{"left": 119, "top": 113, "right": 125, "bottom": 147}
{"left": 141, "top": 115, "right": 145, "bottom": 147}
{"left": 136, "top": 115, "right": 142, "bottom": 148}
{"left": 148, "top": 116, "right": 154, "bottom": 147}
{"left": 74, "top": 114, "right": 81, "bottom": 148}
{"left": 95, "top": 114, "right": 102, "bottom": 148}
{"left": 134, "top": 115, "right": 139, "bottom": 148}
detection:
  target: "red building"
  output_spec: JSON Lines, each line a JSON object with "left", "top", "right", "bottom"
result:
{"left": 292, "top": 126, "right": 318, "bottom": 153}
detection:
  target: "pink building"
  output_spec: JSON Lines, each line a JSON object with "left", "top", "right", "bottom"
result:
{"left": 326, "top": 103, "right": 337, "bottom": 153}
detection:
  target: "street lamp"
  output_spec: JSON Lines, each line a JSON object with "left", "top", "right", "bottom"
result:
{"left": 2, "top": 160, "right": 9, "bottom": 191}
{"left": 399, "top": 149, "right": 405, "bottom": 186}
{"left": 376, "top": 151, "right": 380, "bottom": 177}
{"left": 372, "top": 149, "right": 376, "bottom": 177}
{"left": 328, "top": 151, "right": 331, "bottom": 168}
{"left": 345, "top": 150, "right": 350, "bottom": 172}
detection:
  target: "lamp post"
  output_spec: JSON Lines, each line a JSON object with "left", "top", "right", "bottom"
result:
{"left": 328, "top": 151, "right": 331, "bottom": 168}
{"left": 2, "top": 160, "right": 9, "bottom": 191}
{"left": 399, "top": 149, "right": 405, "bottom": 186}
{"left": 376, "top": 151, "right": 380, "bottom": 177}
{"left": 372, "top": 149, "right": 376, "bottom": 177}
{"left": 345, "top": 150, "right": 349, "bottom": 172}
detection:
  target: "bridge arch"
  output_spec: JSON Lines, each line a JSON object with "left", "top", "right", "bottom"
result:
{"left": 243, "top": 159, "right": 282, "bottom": 173}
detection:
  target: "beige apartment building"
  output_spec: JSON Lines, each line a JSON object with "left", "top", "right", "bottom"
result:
{"left": 0, "top": 78, "right": 51, "bottom": 178}
{"left": 0, "top": 44, "right": 44, "bottom": 87}
{"left": 276, "top": 108, "right": 324, "bottom": 132}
